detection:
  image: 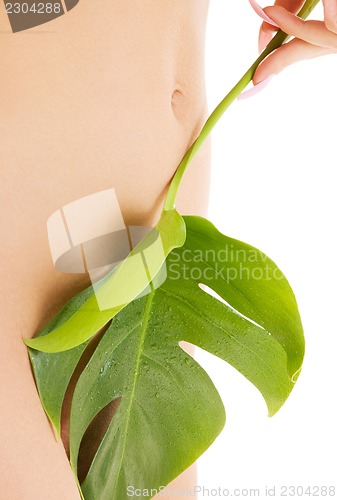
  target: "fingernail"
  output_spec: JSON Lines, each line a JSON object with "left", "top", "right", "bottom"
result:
{"left": 248, "top": 0, "right": 279, "bottom": 28}
{"left": 258, "top": 26, "right": 274, "bottom": 52}
{"left": 238, "top": 75, "right": 274, "bottom": 100}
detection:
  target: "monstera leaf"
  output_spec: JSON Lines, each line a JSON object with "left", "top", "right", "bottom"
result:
{"left": 27, "top": 215, "right": 304, "bottom": 500}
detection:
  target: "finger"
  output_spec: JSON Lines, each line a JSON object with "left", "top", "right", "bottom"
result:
{"left": 322, "top": 0, "right": 337, "bottom": 33}
{"left": 253, "top": 37, "right": 334, "bottom": 84}
{"left": 258, "top": 0, "right": 306, "bottom": 52}
{"left": 273, "top": 0, "right": 305, "bottom": 11}
{"left": 264, "top": 5, "right": 337, "bottom": 49}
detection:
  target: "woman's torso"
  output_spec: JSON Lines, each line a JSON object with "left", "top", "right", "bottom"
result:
{"left": 0, "top": 0, "right": 210, "bottom": 338}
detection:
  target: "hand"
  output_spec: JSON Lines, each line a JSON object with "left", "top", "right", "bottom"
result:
{"left": 252, "top": 0, "right": 337, "bottom": 85}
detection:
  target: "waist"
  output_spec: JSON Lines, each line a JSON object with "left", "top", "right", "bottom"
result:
{"left": 0, "top": 0, "right": 210, "bottom": 340}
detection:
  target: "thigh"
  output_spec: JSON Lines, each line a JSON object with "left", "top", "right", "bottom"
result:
{"left": 0, "top": 334, "right": 81, "bottom": 499}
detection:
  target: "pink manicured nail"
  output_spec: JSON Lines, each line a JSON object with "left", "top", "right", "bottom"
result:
{"left": 238, "top": 76, "right": 274, "bottom": 100}
{"left": 248, "top": 0, "right": 279, "bottom": 27}
{"left": 258, "top": 27, "right": 274, "bottom": 53}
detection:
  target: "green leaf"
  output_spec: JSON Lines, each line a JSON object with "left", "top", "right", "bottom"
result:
{"left": 28, "top": 286, "right": 93, "bottom": 436}
{"left": 181, "top": 216, "right": 304, "bottom": 381}
{"left": 25, "top": 209, "right": 186, "bottom": 353}
{"left": 70, "top": 292, "right": 226, "bottom": 499}
{"left": 28, "top": 215, "right": 303, "bottom": 499}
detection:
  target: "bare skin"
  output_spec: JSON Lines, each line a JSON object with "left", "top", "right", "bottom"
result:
{"left": 0, "top": 1, "right": 210, "bottom": 498}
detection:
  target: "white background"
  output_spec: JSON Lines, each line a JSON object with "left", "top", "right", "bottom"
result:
{"left": 195, "top": 1, "right": 337, "bottom": 497}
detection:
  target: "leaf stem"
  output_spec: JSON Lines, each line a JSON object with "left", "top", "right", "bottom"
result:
{"left": 163, "top": 0, "right": 319, "bottom": 212}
